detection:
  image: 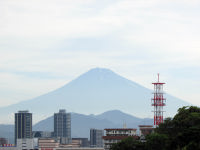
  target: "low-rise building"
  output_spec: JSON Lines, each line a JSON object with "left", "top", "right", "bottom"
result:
{"left": 139, "top": 125, "right": 154, "bottom": 136}
{"left": 0, "top": 138, "right": 16, "bottom": 150}
{"left": 102, "top": 128, "right": 139, "bottom": 150}
{"left": 38, "top": 138, "right": 104, "bottom": 150}
{"left": 16, "top": 138, "right": 34, "bottom": 150}
{"left": 40, "top": 148, "right": 104, "bottom": 150}
{"left": 59, "top": 139, "right": 81, "bottom": 148}
{"left": 0, "top": 138, "right": 8, "bottom": 146}
{"left": 72, "top": 138, "right": 89, "bottom": 147}
{"left": 39, "top": 138, "right": 60, "bottom": 149}
{"left": 0, "top": 147, "right": 17, "bottom": 150}
{"left": 38, "top": 138, "right": 85, "bottom": 150}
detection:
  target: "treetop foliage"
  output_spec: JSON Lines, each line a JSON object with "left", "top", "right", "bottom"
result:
{"left": 109, "top": 106, "right": 200, "bottom": 150}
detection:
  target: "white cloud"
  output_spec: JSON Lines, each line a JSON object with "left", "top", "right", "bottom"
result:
{"left": 0, "top": 0, "right": 200, "bottom": 108}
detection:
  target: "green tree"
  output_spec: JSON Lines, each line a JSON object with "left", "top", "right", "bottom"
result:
{"left": 145, "top": 133, "right": 168, "bottom": 150}
{"left": 154, "top": 106, "right": 200, "bottom": 150}
{"left": 184, "top": 141, "right": 200, "bottom": 150}
{"left": 110, "top": 137, "right": 145, "bottom": 150}
{"left": 109, "top": 106, "right": 200, "bottom": 150}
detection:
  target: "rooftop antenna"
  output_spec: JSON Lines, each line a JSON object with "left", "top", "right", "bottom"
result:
{"left": 123, "top": 121, "right": 127, "bottom": 128}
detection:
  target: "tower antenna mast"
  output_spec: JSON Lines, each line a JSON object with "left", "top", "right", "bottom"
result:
{"left": 152, "top": 74, "right": 166, "bottom": 127}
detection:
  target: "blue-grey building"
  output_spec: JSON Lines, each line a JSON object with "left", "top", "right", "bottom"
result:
{"left": 90, "top": 128, "right": 104, "bottom": 147}
{"left": 54, "top": 109, "right": 71, "bottom": 144}
{"left": 15, "top": 110, "right": 32, "bottom": 144}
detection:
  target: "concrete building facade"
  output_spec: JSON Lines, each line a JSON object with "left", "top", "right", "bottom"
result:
{"left": 72, "top": 138, "right": 89, "bottom": 147}
{"left": 16, "top": 138, "right": 34, "bottom": 150}
{"left": 139, "top": 125, "right": 154, "bottom": 136}
{"left": 102, "top": 128, "right": 139, "bottom": 150}
{"left": 39, "top": 138, "right": 60, "bottom": 149}
{"left": 15, "top": 110, "right": 32, "bottom": 144}
{"left": 0, "top": 147, "right": 17, "bottom": 150}
{"left": 54, "top": 110, "right": 71, "bottom": 144}
{"left": 90, "top": 129, "right": 104, "bottom": 148}
{"left": 0, "top": 138, "right": 8, "bottom": 146}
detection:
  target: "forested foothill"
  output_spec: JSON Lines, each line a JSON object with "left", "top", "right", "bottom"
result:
{"left": 110, "top": 106, "right": 200, "bottom": 150}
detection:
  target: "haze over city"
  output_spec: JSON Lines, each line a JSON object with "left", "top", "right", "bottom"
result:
{"left": 0, "top": 0, "right": 200, "bottom": 110}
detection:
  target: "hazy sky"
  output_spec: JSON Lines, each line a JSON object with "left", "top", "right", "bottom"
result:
{"left": 0, "top": 0, "right": 200, "bottom": 107}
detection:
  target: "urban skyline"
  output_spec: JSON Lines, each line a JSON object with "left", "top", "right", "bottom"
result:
{"left": 2, "top": 109, "right": 153, "bottom": 146}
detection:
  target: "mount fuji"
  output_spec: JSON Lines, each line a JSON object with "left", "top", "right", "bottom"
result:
{"left": 0, "top": 68, "right": 190, "bottom": 123}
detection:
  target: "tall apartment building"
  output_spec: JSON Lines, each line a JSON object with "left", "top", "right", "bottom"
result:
{"left": 90, "top": 129, "right": 104, "bottom": 147}
{"left": 15, "top": 110, "right": 32, "bottom": 144}
{"left": 54, "top": 109, "right": 71, "bottom": 144}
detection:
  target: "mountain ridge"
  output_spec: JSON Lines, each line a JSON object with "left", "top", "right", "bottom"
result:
{"left": 0, "top": 68, "right": 190, "bottom": 124}
{"left": 0, "top": 109, "right": 153, "bottom": 144}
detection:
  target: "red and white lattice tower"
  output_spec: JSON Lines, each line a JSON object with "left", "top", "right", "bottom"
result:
{"left": 152, "top": 74, "right": 166, "bottom": 127}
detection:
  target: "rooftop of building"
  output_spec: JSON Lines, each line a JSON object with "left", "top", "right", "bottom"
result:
{"left": 103, "top": 135, "right": 139, "bottom": 140}
{"left": 17, "top": 110, "right": 29, "bottom": 113}
{"left": 104, "top": 128, "right": 137, "bottom": 131}
{"left": 59, "top": 109, "right": 66, "bottom": 113}
{"left": 139, "top": 125, "right": 153, "bottom": 128}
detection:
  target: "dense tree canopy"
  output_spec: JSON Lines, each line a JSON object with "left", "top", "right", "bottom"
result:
{"left": 155, "top": 106, "right": 200, "bottom": 149}
{"left": 109, "top": 106, "right": 200, "bottom": 150}
{"left": 110, "top": 137, "right": 145, "bottom": 150}
{"left": 145, "top": 133, "right": 168, "bottom": 150}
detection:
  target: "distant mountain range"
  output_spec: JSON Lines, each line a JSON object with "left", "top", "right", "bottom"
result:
{"left": 0, "top": 68, "right": 192, "bottom": 144}
{"left": 0, "top": 110, "right": 153, "bottom": 144}
{"left": 0, "top": 68, "right": 190, "bottom": 124}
